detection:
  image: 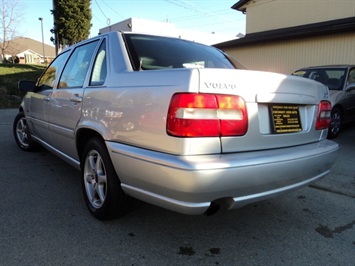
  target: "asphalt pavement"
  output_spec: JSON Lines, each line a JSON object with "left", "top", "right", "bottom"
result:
{"left": 0, "top": 108, "right": 354, "bottom": 266}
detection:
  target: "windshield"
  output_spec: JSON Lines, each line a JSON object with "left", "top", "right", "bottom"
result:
{"left": 293, "top": 68, "right": 347, "bottom": 91}
{"left": 124, "top": 34, "right": 238, "bottom": 71}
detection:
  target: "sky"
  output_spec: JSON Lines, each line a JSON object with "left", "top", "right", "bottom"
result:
{"left": 18, "top": 0, "right": 246, "bottom": 46}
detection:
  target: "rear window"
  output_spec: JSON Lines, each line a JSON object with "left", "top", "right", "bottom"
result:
{"left": 124, "top": 34, "right": 237, "bottom": 71}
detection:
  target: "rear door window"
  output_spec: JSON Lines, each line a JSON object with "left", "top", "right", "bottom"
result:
{"left": 37, "top": 51, "right": 70, "bottom": 90}
{"left": 59, "top": 40, "right": 99, "bottom": 88}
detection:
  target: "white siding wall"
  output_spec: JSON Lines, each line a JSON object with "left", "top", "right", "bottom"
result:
{"left": 245, "top": 0, "right": 355, "bottom": 33}
{"left": 224, "top": 32, "right": 355, "bottom": 74}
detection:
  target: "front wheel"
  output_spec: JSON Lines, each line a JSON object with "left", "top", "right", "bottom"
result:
{"left": 327, "top": 108, "right": 342, "bottom": 139}
{"left": 13, "top": 112, "right": 39, "bottom": 151}
{"left": 81, "top": 138, "right": 130, "bottom": 220}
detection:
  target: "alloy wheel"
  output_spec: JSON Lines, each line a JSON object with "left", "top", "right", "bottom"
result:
{"left": 83, "top": 150, "right": 107, "bottom": 209}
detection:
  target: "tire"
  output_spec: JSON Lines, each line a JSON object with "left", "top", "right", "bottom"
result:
{"left": 13, "top": 112, "right": 39, "bottom": 151}
{"left": 327, "top": 107, "right": 342, "bottom": 139}
{"left": 81, "top": 138, "right": 130, "bottom": 220}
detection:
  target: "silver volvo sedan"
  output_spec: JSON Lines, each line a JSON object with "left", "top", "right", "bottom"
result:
{"left": 14, "top": 32, "right": 338, "bottom": 220}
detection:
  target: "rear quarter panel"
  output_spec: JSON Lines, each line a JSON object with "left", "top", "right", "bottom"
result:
{"left": 80, "top": 69, "right": 222, "bottom": 155}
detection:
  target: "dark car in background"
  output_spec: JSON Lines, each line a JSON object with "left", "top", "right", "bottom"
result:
{"left": 293, "top": 65, "right": 355, "bottom": 138}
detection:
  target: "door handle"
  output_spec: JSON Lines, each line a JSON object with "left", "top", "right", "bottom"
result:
{"left": 70, "top": 94, "right": 82, "bottom": 103}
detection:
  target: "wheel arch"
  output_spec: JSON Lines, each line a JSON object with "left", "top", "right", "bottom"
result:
{"left": 76, "top": 128, "right": 105, "bottom": 162}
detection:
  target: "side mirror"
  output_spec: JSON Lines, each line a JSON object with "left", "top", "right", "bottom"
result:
{"left": 18, "top": 80, "right": 36, "bottom": 92}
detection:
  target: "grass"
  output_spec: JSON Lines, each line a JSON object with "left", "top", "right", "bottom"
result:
{"left": 0, "top": 64, "right": 45, "bottom": 108}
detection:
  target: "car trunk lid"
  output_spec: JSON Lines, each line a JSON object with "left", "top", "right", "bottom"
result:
{"left": 198, "top": 69, "right": 330, "bottom": 152}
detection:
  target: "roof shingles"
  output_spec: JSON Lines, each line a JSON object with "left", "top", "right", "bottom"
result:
{"left": 7, "top": 37, "right": 56, "bottom": 58}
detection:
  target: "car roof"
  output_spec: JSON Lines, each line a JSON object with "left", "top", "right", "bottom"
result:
{"left": 296, "top": 65, "right": 355, "bottom": 71}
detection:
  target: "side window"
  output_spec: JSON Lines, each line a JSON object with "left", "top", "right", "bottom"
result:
{"left": 37, "top": 51, "right": 70, "bottom": 90}
{"left": 58, "top": 40, "right": 99, "bottom": 88}
{"left": 90, "top": 39, "right": 107, "bottom": 86}
{"left": 348, "top": 69, "right": 355, "bottom": 84}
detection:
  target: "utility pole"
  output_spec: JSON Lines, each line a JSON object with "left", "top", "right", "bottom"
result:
{"left": 38, "top": 17, "right": 46, "bottom": 64}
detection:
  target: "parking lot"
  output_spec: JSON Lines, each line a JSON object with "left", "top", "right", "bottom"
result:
{"left": 0, "top": 108, "right": 354, "bottom": 266}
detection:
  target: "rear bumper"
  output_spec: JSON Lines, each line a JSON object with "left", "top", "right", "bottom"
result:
{"left": 107, "top": 140, "right": 339, "bottom": 215}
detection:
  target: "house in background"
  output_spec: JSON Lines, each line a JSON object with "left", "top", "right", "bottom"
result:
{"left": 215, "top": 0, "right": 355, "bottom": 74}
{"left": 2, "top": 37, "right": 55, "bottom": 64}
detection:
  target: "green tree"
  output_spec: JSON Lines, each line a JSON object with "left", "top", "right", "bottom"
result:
{"left": 52, "top": 0, "right": 92, "bottom": 48}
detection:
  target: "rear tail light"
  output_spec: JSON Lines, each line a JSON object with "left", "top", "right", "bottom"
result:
{"left": 316, "top": 100, "right": 331, "bottom": 130}
{"left": 167, "top": 93, "right": 248, "bottom": 137}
